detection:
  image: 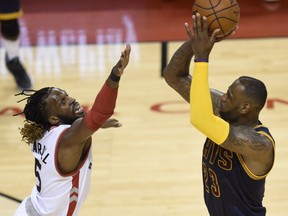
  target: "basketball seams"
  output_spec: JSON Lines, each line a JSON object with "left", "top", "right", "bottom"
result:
{"left": 214, "top": 17, "right": 239, "bottom": 23}
{"left": 209, "top": 0, "right": 225, "bottom": 36}
{"left": 194, "top": 0, "right": 221, "bottom": 10}
{"left": 193, "top": 5, "right": 215, "bottom": 17}
{"left": 192, "top": 0, "right": 240, "bottom": 37}
{"left": 214, "top": 4, "right": 240, "bottom": 21}
{"left": 214, "top": 4, "right": 239, "bottom": 36}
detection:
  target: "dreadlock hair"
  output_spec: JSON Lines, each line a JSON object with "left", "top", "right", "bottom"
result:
{"left": 238, "top": 76, "right": 267, "bottom": 111}
{"left": 14, "top": 87, "right": 53, "bottom": 145}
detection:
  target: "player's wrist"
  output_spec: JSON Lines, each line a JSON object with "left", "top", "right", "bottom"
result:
{"left": 194, "top": 54, "right": 209, "bottom": 62}
{"left": 194, "top": 58, "right": 209, "bottom": 62}
{"left": 109, "top": 69, "right": 121, "bottom": 82}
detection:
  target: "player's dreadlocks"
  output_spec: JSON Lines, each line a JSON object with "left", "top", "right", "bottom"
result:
{"left": 14, "top": 87, "right": 53, "bottom": 145}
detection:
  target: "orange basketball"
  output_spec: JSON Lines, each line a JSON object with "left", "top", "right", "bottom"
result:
{"left": 192, "top": 0, "right": 240, "bottom": 37}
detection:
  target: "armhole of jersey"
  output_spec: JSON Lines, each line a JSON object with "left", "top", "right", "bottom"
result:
{"left": 236, "top": 130, "right": 275, "bottom": 180}
{"left": 237, "top": 154, "right": 267, "bottom": 180}
{"left": 54, "top": 128, "right": 92, "bottom": 177}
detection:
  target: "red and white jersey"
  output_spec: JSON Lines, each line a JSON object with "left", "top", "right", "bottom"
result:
{"left": 30, "top": 124, "right": 92, "bottom": 216}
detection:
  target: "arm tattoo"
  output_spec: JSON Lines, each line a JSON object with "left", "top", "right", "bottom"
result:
{"left": 163, "top": 40, "right": 194, "bottom": 102}
{"left": 223, "top": 126, "right": 268, "bottom": 152}
{"left": 169, "top": 41, "right": 194, "bottom": 77}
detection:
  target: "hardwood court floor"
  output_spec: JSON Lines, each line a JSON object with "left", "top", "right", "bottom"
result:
{"left": 1, "top": 38, "right": 288, "bottom": 215}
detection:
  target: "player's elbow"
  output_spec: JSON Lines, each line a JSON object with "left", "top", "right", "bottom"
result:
{"left": 163, "top": 64, "right": 181, "bottom": 87}
{"left": 190, "top": 111, "right": 201, "bottom": 128}
{"left": 163, "top": 67, "right": 173, "bottom": 86}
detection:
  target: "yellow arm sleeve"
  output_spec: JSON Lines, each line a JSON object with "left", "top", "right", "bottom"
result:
{"left": 190, "top": 62, "right": 229, "bottom": 145}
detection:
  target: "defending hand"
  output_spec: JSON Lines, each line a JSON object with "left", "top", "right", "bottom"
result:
{"left": 112, "top": 44, "right": 131, "bottom": 76}
{"left": 100, "top": 118, "right": 122, "bottom": 129}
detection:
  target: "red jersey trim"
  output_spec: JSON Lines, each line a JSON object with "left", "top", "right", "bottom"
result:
{"left": 54, "top": 126, "right": 92, "bottom": 177}
{"left": 67, "top": 171, "right": 80, "bottom": 216}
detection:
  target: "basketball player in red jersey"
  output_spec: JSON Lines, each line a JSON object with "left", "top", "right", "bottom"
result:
{"left": 0, "top": 0, "right": 32, "bottom": 89}
{"left": 163, "top": 13, "right": 274, "bottom": 216}
{"left": 14, "top": 44, "right": 131, "bottom": 216}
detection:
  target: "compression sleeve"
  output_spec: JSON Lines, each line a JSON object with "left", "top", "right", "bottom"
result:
{"left": 84, "top": 82, "right": 118, "bottom": 131}
{"left": 190, "top": 62, "right": 229, "bottom": 145}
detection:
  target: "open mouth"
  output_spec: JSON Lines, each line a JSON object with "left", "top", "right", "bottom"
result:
{"left": 73, "top": 102, "right": 84, "bottom": 114}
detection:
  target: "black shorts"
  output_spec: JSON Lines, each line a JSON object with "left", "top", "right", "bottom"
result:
{"left": 0, "top": 0, "right": 23, "bottom": 20}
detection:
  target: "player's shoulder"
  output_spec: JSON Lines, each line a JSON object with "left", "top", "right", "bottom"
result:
{"left": 43, "top": 125, "right": 70, "bottom": 139}
{"left": 254, "top": 123, "right": 272, "bottom": 137}
{"left": 254, "top": 123, "right": 275, "bottom": 146}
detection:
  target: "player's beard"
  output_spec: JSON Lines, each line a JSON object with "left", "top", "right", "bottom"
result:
{"left": 57, "top": 102, "right": 85, "bottom": 124}
{"left": 57, "top": 115, "right": 80, "bottom": 125}
{"left": 219, "top": 110, "right": 239, "bottom": 124}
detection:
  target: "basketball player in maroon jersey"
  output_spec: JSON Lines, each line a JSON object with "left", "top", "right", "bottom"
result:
{"left": 163, "top": 13, "right": 274, "bottom": 216}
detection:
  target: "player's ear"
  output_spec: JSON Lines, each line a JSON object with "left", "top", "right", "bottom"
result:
{"left": 240, "top": 102, "right": 251, "bottom": 114}
{"left": 49, "top": 116, "right": 59, "bottom": 125}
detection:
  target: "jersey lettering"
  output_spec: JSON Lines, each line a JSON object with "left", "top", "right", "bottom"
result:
{"left": 34, "top": 158, "right": 42, "bottom": 192}
{"left": 203, "top": 162, "right": 221, "bottom": 197}
{"left": 32, "top": 141, "right": 50, "bottom": 164}
{"left": 202, "top": 140, "right": 234, "bottom": 198}
{"left": 218, "top": 149, "right": 233, "bottom": 170}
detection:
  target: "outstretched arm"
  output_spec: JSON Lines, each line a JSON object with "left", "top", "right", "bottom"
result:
{"left": 58, "top": 44, "right": 131, "bottom": 173}
{"left": 163, "top": 33, "right": 225, "bottom": 109}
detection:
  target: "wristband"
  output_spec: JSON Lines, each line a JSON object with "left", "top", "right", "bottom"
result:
{"left": 109, "top": 72, "right": 121, "bottom": 82}
{"left": 194, "top": 58, "right": 209, "bottom": 62}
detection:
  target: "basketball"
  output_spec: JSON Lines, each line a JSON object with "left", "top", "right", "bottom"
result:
{"left": 192, "top": 0, "right": 240, "bottom": 38}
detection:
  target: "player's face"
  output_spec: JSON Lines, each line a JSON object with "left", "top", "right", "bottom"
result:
{"left": 45, "top": 88, "right": 85, "bottom": 124}
{"left": 219, "top": 80, "right": 246, "bottom": 123}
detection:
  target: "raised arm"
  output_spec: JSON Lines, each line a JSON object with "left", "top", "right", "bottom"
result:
{"left": 163, "top": 36, "right": 224, "bottom": 112}
{"left": 163, "top": 40, "right": 194, "bottom": 102}
{"left": 58, "top": 44, "right": 131, "bottom": 173}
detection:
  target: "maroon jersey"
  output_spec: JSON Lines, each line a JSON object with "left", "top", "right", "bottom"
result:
{"left": 202, "top": 124, "right": 275, "bottom": 216}
{"left": 0, "top": 0, "right": 21, "bottom": 17}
